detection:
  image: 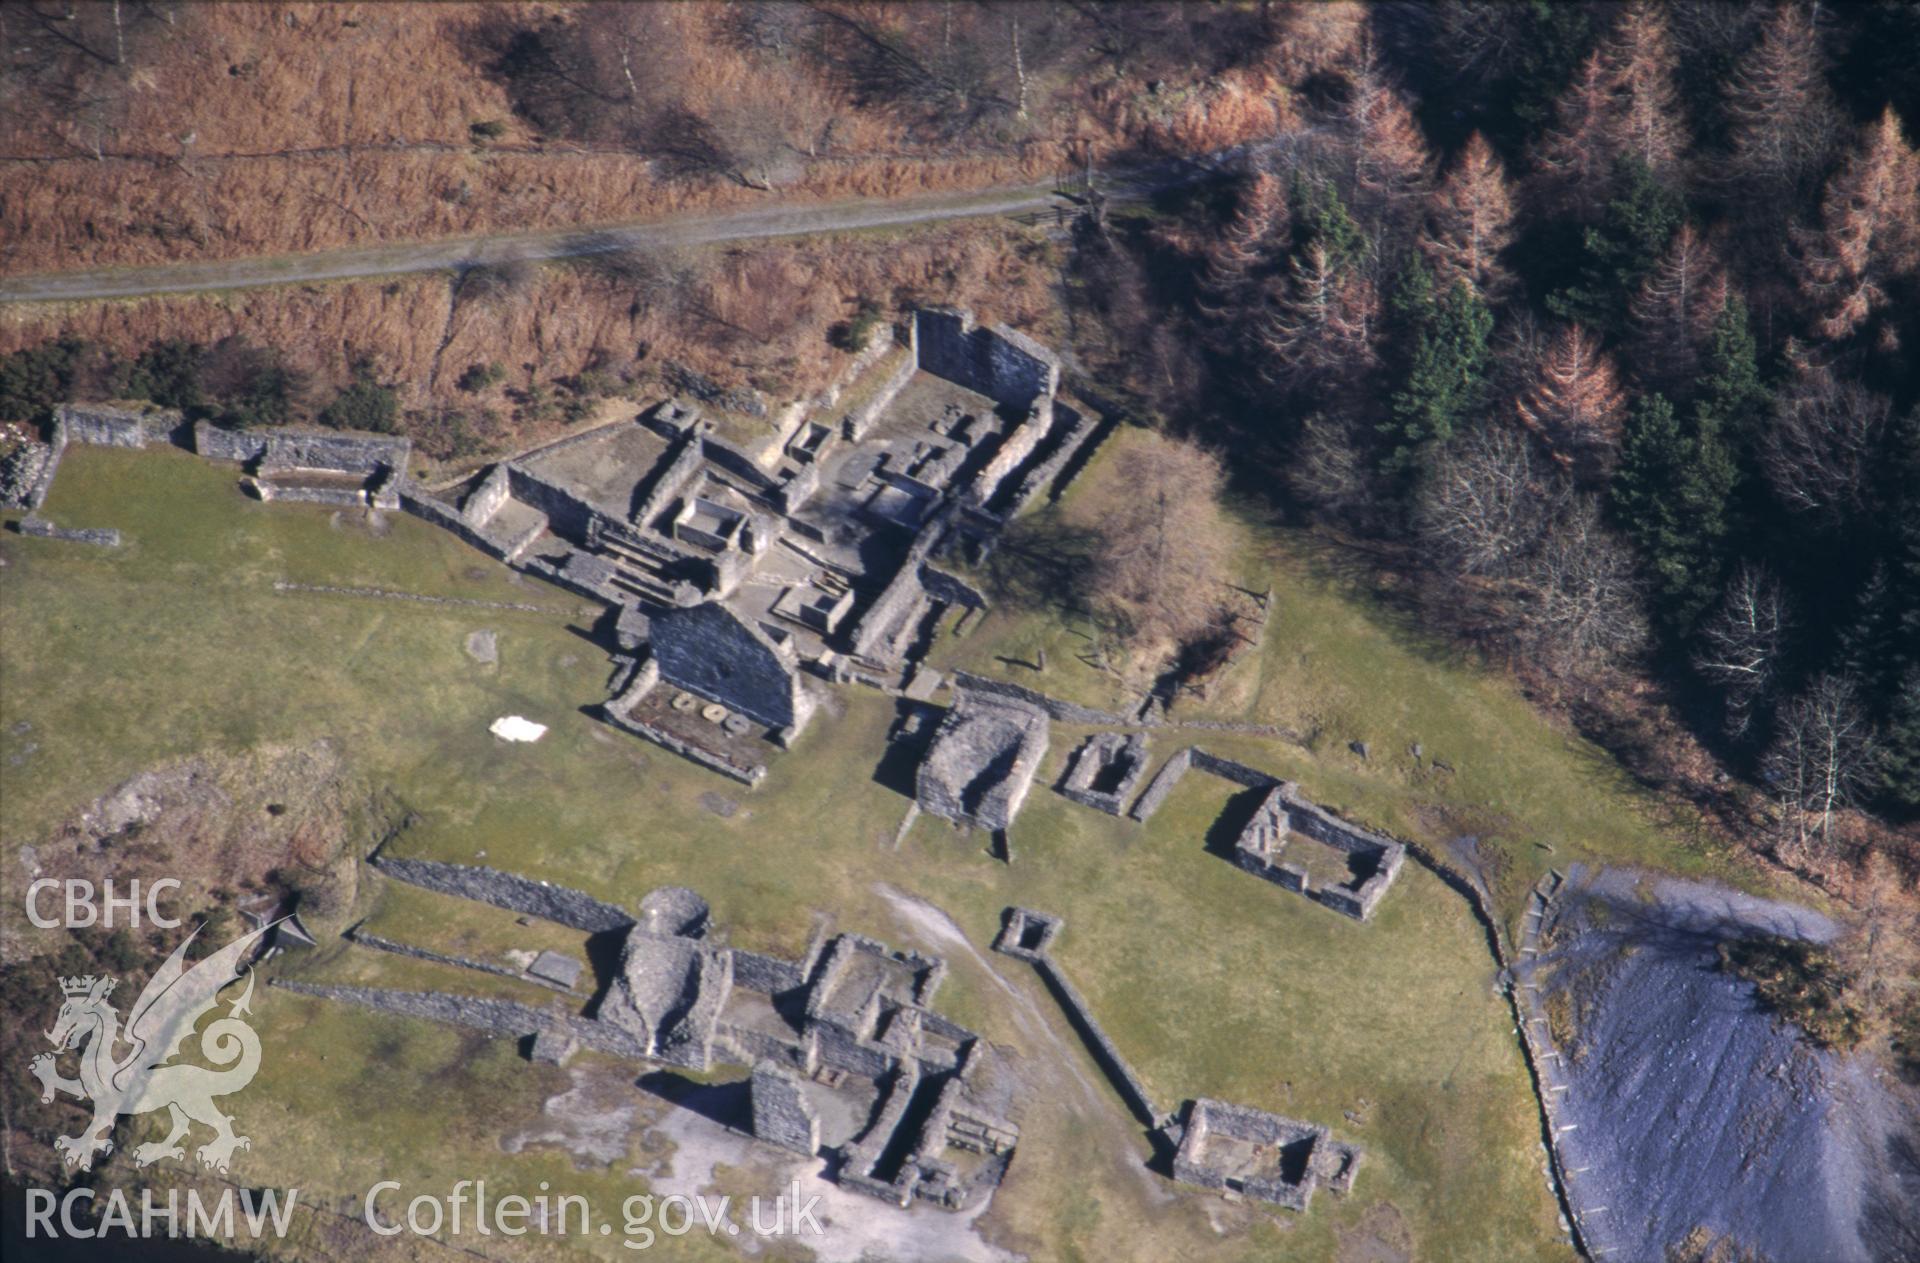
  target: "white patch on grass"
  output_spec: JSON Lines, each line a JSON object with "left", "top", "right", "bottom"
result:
{"left": 490, "top": 715, "right": 547, "bottom": 742}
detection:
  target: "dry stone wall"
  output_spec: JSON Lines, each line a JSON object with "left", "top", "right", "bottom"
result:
{"left": 372, "top": 857, "right": 635, "bottom": 932}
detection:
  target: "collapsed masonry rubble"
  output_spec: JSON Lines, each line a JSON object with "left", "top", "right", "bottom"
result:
{"left": 283, "top": 862, "right": 1020, "bottom": 1214}
{"left": 992, "top": 907, "right": 1363, "bottom": 1214}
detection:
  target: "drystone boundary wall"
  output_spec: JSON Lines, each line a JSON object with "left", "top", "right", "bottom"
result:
{"left": 271, "top": 982, "right": 649, "bottom": 1059}
{"left": 349, "top": 930, "right": 571, "bottom": 992}
{"left": 0, "top": 438, "right": 64, "bottom": 511}
{"left": 17, "top": 517, "right": 119, "bottom": 546}
{"left": 1032, "top": 956, "right": 1163, "bottom": 1128}
{"left": 372, "top": 858, "right": 635, "bottom": 932}
{"left": 948, "top": 671, "right": 1130, "bottom": 726}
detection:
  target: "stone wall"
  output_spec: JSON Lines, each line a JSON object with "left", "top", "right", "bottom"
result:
{"left": 650, "top": 602, "right": 805, "bottom": 730}
{"left": 193, "top": 421, "right": 269, "bottom": 464}
{"left": 271, "top": 981, "right": 650, "bottom": 1059}
{"left": 349, "top": 929, "right": 571, "bottom": 992}
{"left": 1057, "top": 732, "right": 1149, "bottom": 814}
{"left": 844, "top": 345, "right": 918, "bottom": 441}
{"left": 0, "top": 437, "right": 64, "bottom": 511}
{"left": 751, "top": 1061, "right": 822, "bottom": 1154}
{"left": 57, "top": 403, "right": 177, "bottom": 448}
{"left": 192, "top": 422, "right": 409, "bottom": 475}
{"left": 463, "top": 465, "right": 511, "bottom": 528}
{"left": 1128, "top": 747, "right": 1195, "bottom": 820}
{"left": 372, "top": 857, "right": 635, "bottom": 932}
{"left": 1033, "top": 956, "right": 1162, "bottom": 1127}
{"left": 506, "top": 464, "right": 598, "bottom": 541}
{"left": 920, "top": 566, "right": 988, "bottom": 612}
{"left": 948, "top": 671, "right": 1131, "bottom": 727}
{"left": 17, "top": 516, "right": 119, "bottom": 546}
{"left": 912, "top": 309, "right": 1060, "bottom": 413}
{"left": 732, "top": 948, "right": 806, "bottom": 994}
{"left": 261, "top": 430, "right": 410, "bottom": 474}
{"left": 398, "top": 486, "right": 513, "bottom": 560}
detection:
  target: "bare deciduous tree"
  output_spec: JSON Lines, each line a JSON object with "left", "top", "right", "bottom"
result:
{"left": 1515, "top": 497, "right": 1648, "bottom": 670}
{"left": 1072, "top": 434, "right": 1235, "bottom": 655}
{"left": 1761, "top": 363, "right": 1892, "bottom": 525}
{"left": 1764, "top": 673, "right": 1873, "bottom": 855}
{"left": 1416, "top": 422, "right": 1567, "bottom": 577}
{"left": 1692, "top": 563, "right": 1791, "bottom": 739}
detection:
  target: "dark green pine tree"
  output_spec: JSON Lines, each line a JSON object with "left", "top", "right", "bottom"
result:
{"left": 1693, "top": 297, "right": 1769, "bottom": 452}
{"left": 1548, "top": 158, "right": 1686, "bottom": 334}
{"left": 1381, "top": 260, "right": 1494, "bottom": 478}
{"left": 1612, "top": 392, "right": 1739, "bottom": 630}
{"left": 1288, "top": 173, "right": 1366, "bottom": 269}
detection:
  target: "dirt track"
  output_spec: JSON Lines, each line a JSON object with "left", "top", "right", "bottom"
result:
{"left": 0, "top": 154, "right": 1228, "bottom": 305}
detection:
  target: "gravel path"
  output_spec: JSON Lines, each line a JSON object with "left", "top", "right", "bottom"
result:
{"left": 0, "top": 150, "right": 1245, "bottom": 304}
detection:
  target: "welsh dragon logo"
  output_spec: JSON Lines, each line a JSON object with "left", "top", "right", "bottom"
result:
{"left": 30, "top": 921, "right": 273, "bottom": 1174}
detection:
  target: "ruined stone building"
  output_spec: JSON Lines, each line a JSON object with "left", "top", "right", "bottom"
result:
{"left": 282, "top": 868, "right": 1020, "bottom": 1215}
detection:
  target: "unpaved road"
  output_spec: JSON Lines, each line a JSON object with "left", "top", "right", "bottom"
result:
{"left": 0, "top": 153, "right": 1234, "bottom": 305}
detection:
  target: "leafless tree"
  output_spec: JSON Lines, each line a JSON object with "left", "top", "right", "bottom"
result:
{"left": 1763, "top": 673, "right": 1873, "bottom": 855}
{"left": 1416, "top": 422, "right": 1568, "bottom": 577}
{"left": 1692, "top": 563, "right": 1791, "bottom": 739}
{"left": 1514, "top": 497, "right": 1648, "bottom": 671}
{"left": 1284, "top": 410, "right": 1375, "bottom": 522}
{"left": 1073, "top": 434, "right": 1235, "bottom": 654}
{"left": 1761, "top": 364, "right": 1892, "bottom": 526}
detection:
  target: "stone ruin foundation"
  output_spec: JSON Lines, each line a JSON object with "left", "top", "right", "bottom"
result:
{"left": 1165, "top": 1098, "right": 1362, "bottom": 1212}
{"left": 282, "top": 867, "right": 1020, "bottom": 1216}
{"left": 1231, "top": 782, "right": 1407, "bottom": 921}
{"left": 1056, "top": 731, "right": 1150, "bottom": 815}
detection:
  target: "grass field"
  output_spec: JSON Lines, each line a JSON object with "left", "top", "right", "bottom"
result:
{"left": 0, "top": 437, "right": 1762, "bottom": 1260}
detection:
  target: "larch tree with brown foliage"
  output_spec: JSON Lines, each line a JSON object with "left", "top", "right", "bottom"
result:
{"left": 1255, "top": 242, "right": 1380, "bottom": 392}
{"left": 1514, "top": 323, "right": 1629, "bottom": 483}
{"left": 1719, "top": 2, "right": 1845, "bottom": 199}
{"left": 1342, "top": 57, "right": 1434, "bottom": 236}
{"left": 1200, "top": 170, "right": 1288, "bottom": 318}
{"left": 1598, "top": 0, "right": 1689, "bottom": 186}
{"left": 1420, "top": 131, "right": 1517, "bottom": 301}
{"left": 1627, "top": 223, "right": 1729, "bottom": 395}
{"left": 1530, "top": 50, "right": 1618, "bottom": 217}
{"left": 1792, "top": 106, "right": 1920, "bottom": 346}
